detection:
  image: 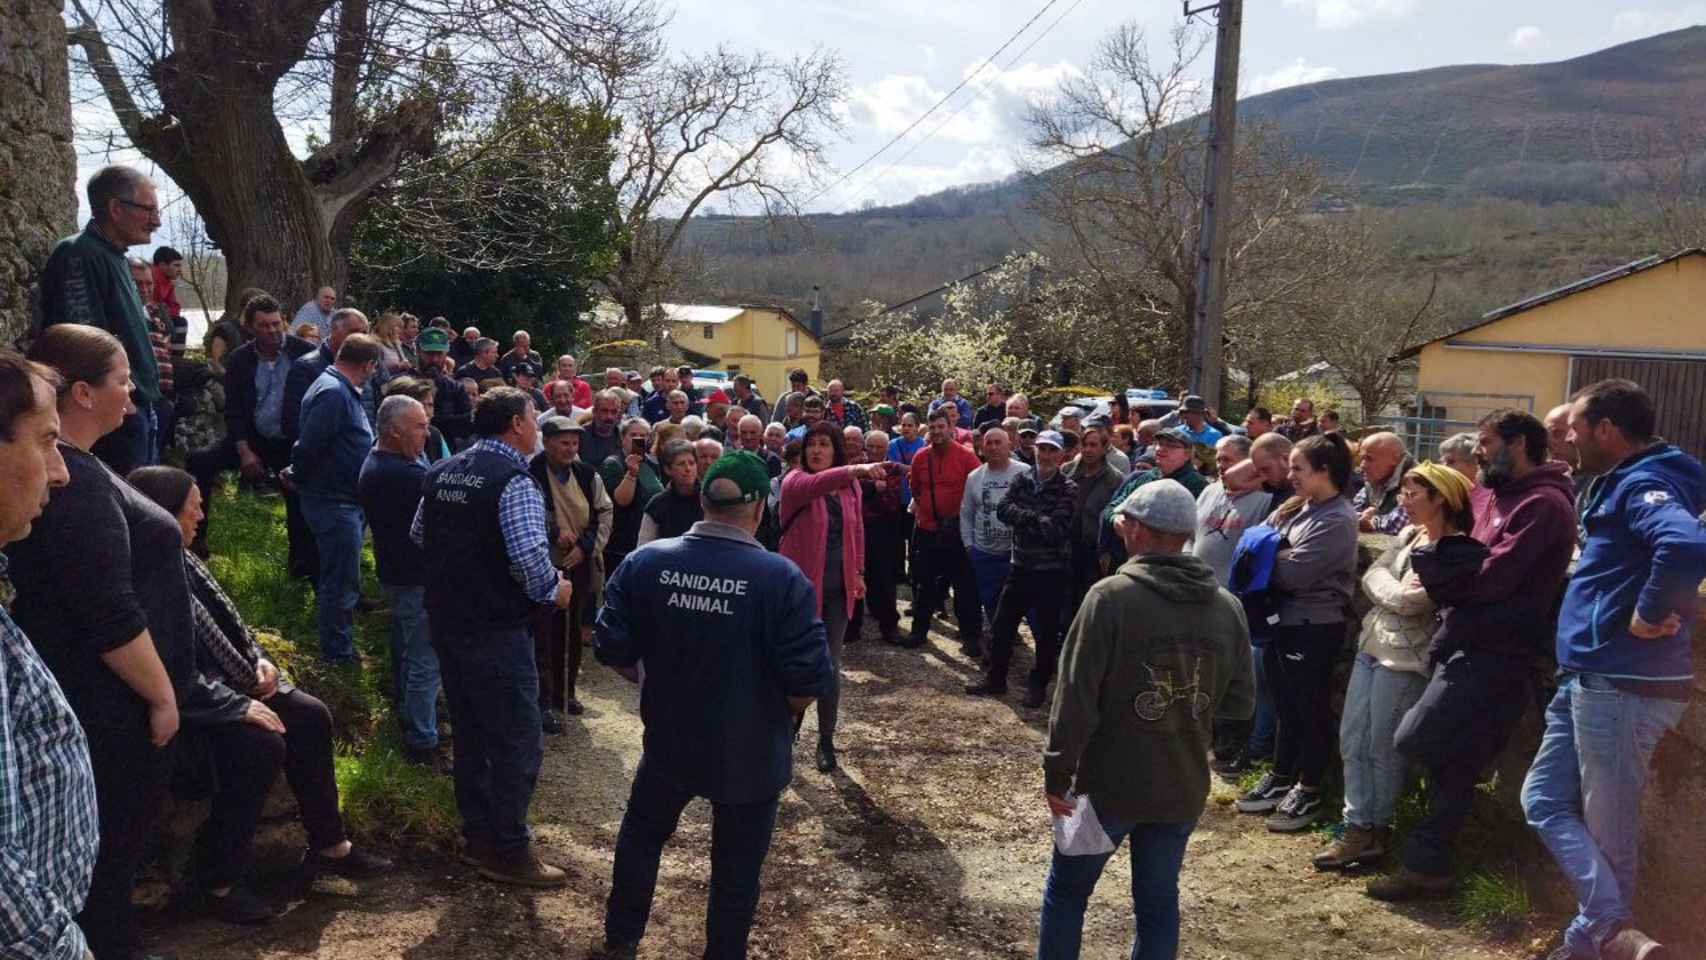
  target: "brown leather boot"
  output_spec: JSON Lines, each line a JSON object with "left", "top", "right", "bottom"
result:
{"left": 1365, "top": 866, "right": 1452, "bottom": 901}
{"left": 1313, "top": 825, "right": 1387, "bottom": 870}
{"left": 475, "top": 847, "right": 568, "bottom": 888}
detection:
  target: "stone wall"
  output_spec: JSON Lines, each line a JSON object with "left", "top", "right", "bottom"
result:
{"left": 0, "top": 0, "right": 76, "bottom": 345}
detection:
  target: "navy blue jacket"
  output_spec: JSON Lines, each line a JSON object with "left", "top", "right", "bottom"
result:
{"left": 1559, "top": 443, "right": 1706, "bottom": 686}
{"left": 594, "top": 521, "right": 832, "bottom": 803}
{"left": 292, "top": 368, "right": 374, "bottom": 502}
{"left": 359, "top": 449, "right": 427, "bottom": 586}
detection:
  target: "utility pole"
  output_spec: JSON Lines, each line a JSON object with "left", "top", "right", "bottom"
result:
{"left": 1186, "top": 0, "right": 1242, "bottom": 408}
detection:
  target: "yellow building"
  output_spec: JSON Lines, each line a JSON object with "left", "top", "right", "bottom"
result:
{"left": 659, "top": 303, "right": 822, "bottom": 403}
{"left": 1397, "top": 248, "right": 1706, "bottom": 459}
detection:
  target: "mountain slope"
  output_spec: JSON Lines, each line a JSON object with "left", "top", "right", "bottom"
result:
{"left": 673, "top": 28, "right": 1706, "bottom": 327}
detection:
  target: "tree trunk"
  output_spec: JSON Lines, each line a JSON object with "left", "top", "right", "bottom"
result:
{"left": 175, "top": 88, "right": 343, "bottom": 314}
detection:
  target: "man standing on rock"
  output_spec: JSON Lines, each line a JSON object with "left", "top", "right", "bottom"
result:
{"left": 1522, "top": 379, "right": 1706, "bottom": 960}
{"left": 1038, "top": 479, "right": 1253, "bottom": 960}
{"left": 592, "top": 450, "right": 831, "bottom": 960}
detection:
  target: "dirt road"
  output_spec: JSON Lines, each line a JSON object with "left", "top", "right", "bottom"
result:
{"left": 148, "top": 620, "right": 1525, "bottom": 960}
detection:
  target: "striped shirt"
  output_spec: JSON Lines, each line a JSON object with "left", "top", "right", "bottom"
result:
{"left": 0, "top": 552, "right": 99, "bottom": 960}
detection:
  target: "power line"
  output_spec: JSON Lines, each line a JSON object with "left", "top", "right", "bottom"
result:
{"left": 819, "top": 261, "right": 1009, "bottom": 340}
{"left": 832, "top": 0, "right": 1089, "bottom": 213}
{"left": 803, "top": 0, "right": 1064, "bottom": 209}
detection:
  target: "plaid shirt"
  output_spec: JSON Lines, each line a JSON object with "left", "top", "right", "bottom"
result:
{"left": 0, "top": 555, "right": 99, "bottom": 960}
{"left": 411, "top": 438, "right": 558, "bottom": 604}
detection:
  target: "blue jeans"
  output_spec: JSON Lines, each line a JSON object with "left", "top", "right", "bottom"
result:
{"left": 433, "top": 625, "right": 542, "bottom": 857}
{"left": 967, "top": 545, "right": 1010, "bottom": 616}
{"left": 383, "top": 585, "right": 440, "bottom": 751}
{"left": 606, "top": 756, "right": 780, "bottom": 958}
{"left": 1036, "top": 818, "right": 1196, "bottom": 960}
{"left": 1339, "top": 653, "right": 1427, "bottom": 828}
{"left": 1522, "top": 675, "right": 1685, "bottom": 958}
{"left": 1246, "top": 642, "right": 1277, "bottom": 758}
{"left": 300, "top": 495, "right": 363, "bottom": 661}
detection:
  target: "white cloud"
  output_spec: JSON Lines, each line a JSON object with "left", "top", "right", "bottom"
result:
{"left": 1611, "top": 6, "right": 1706, "bottom": 38}
{"left": 845, "top": 59, "right": 1081, "bottom": 148}
{"left": 1282, "top": 0, "right": 1419, "bottom": 30}
{"left": 1508, "top": 25, "right": 1545, "bottom": 49}
{"left": 1246, "top": 58, "right": 1343, "bottom": 96}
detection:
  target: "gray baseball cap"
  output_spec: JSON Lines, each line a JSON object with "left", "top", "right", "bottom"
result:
{"left": 1116, "top": 478, "right": 1198, "bottom": 535}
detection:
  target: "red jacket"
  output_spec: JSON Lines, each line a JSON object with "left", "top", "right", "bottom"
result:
{"left": 910, "top": 440, "right": 981, "bottom": 532}
{"left": 150, "top": 263, "right": 181, "bottom": 317}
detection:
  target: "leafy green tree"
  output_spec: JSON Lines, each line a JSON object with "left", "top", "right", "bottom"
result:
{"left": 351, "top": 81, "right": 621, "bottom": 356}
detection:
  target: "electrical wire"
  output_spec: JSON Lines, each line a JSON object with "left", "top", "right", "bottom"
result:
{"left": 802, "top": 0, "right": 1065, "bottom": 209}
{"left": 830, "top": 0, "right": 1089, "bottom": 213}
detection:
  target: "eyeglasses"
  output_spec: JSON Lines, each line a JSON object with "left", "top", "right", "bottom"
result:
{"left": 117, "top": 198, "right": 161, "bottom": 217}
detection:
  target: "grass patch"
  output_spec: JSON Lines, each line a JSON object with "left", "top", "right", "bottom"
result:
{"left": 1456, "top": 867, "right": 1532, "bottom": 936}
{"left": 207, "top": 480, "right": 457, "bottom": 847}
{"left": 334, "top": 745, "right": 459, "bottom": 843}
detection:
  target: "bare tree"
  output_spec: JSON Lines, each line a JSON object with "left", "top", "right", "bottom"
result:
{"left": 1022, "top": 22, "right": 1353, "bottom": 398}
{"left": 1300, "top": 251, "right": 1447, "bottom": 425}
{"left": 575, "top": 46, "right": 848, "bottom": 339}
{"left": 65, "top": 0, "right": 657, "bottom": 314}
{"left": 1618, "top": 124, "right": 1706, "bottom": 252}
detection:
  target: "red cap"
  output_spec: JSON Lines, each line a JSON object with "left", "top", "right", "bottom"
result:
{"left": 707, "top": 389, "right": 730, "bottom": 403}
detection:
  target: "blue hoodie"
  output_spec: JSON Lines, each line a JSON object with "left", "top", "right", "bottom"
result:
{"left": 1557, "top": 443, "right": 1706, "bottom": 686}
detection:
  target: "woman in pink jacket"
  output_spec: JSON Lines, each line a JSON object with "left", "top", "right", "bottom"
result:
{"left": 779, "top": 421, "right": 890, "bottom": 772}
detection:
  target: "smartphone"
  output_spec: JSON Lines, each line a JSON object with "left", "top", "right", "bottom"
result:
{"left": 631, "top": 438, "right": 647, "bottom": 455}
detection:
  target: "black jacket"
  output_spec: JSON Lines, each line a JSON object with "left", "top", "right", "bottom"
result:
{"left": 223, "top": 335, "right": 318, "bottom": 447}
{"left": 997, "top": 468, "right": 1077, "bottom": 573}
{"left": 1411, "top": 534, "right": 1534, "bottom": 665}
{"left": 282, "top": 342, "right": 335, "bottom": 441}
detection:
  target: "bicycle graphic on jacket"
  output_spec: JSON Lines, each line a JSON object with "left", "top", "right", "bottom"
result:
{"left": 1133, "top": 658, "right": 1211, "bottom": 721}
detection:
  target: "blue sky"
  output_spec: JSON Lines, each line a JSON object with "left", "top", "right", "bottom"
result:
{"left": 73, "top": 0, "right": 1706, "bottom": 231}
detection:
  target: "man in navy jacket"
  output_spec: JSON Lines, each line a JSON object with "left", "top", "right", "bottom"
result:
{"left": 292, "top": 334, "right": 380, "bottom": 663}
{"left": 1522, "top": 379, "right": 1706, "bottom": 960}
{"left": 592, "top": 450, "right": 831, "bottom": 960}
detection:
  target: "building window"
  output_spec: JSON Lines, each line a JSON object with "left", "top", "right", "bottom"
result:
{"left": 703, "top": 324, "right": 714, "bottom": 339}
{"left": 785, "top": 329, "right": 798, "bottom": 357}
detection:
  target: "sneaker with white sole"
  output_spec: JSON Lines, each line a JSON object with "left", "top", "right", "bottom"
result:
{"left": 1265, "top": 785, "right": 1324, "bottom": 832}
{"left": 1234, "top": 771, "right": 1293, "bottom": 813}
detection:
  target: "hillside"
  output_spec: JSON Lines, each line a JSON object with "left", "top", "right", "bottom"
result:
{"left": 674, "top": 27, "right": 1706, "bottom": 335}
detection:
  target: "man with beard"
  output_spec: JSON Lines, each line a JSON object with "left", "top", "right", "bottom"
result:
{"left": 1369, "top": 409, "right": 1575, "bottom": 903}
{"left": 580, "top": 389, "right": 625, "bottom": 470}
{"left": 904, "top": 408, "right": 983, "bottom": 653}
{"left": 1522, "top": 380, "right": 1706, "bottom": 960}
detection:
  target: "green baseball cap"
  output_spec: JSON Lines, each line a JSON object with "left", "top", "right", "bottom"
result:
{"left": 417, "top": 327, "right": 450, "bottom": 352}
{"left": 701, "top": 449, "right": 770, "bottom": 505}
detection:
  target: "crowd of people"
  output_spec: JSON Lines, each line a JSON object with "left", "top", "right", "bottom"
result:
{"left": 4, "top": 163, "right": 1704, "bottom": 960}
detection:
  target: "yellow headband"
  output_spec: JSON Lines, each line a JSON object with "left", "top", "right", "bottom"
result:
{"left": 1406, "top": 460, "right": 1471, "bottom": 513}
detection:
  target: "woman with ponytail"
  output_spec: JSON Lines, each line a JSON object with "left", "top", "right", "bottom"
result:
{"left": 1234, "top": 432, "right": 1360, "bottom": 832}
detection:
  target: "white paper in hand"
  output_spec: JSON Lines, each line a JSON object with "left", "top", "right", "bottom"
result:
{"left": 1052, "top": 792, "right": 1117, "bottom": 856}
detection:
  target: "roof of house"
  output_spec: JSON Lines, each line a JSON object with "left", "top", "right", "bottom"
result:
{"left": 661, "top": 303, "right": 744, "bottom": 325}
{"left": 585, "top": 300, "right": 819, "bottom": 343}
{"left": 1396, "top": 248, "right": 1706, "bottom": 359}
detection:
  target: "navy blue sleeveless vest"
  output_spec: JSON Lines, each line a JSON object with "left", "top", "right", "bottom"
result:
{"left": 422, "top": 444, "right": 536, "bottom": 632}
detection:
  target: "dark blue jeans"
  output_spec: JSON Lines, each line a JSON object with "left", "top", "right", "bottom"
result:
{"left": 1036, "top": 818, "right": 1196, "bottom": 960}
{"left": 432, "top": 625, "right": 542, "bottom": 857}
{"left": 299, "top": 495, "right": 363, "bottom": 662}
{"left": 605, "top": 756, "right": 781, "bottom": 959}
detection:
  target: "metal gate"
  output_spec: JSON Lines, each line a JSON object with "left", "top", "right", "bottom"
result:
{"left": 1570, "top": 356, "right": 1706, "bottom": 460}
